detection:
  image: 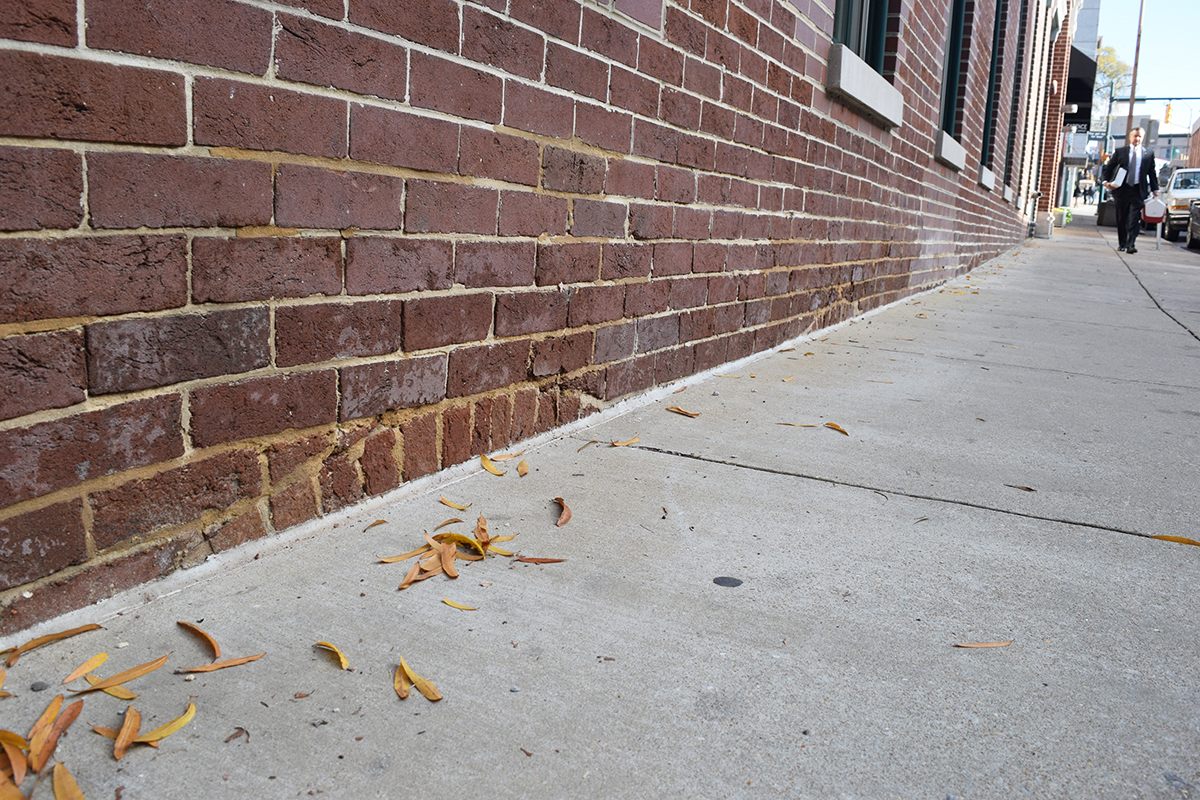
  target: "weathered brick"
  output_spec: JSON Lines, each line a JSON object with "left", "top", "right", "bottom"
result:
{"left": 545, "top": 42, "right": 609, "bottom": 101}
{"left": 532, "top": 331, "right": 593, "bottom": 377}
{"left": 0, "top": 331, "right": 85, "bottom": 421}
{"left": 503, "top": 81, "right": 575, "bottom": 138}
{"left": 410, "top": 52, "right": 502, "bottom": 123}
{"left": 511, "top": 388, "right": 538, "bottom": 441}
{"left": 629, "top": 202, "right": 674, "bottom": 239}
{"left": 574, "top": 102, "right": 634, "bottom": 153}
{"left": 509, "top": 0, "right": 581, "bottom": 42}
{"left": 455, "top": 241, "right": 537, "bottom": 288}
{"left": 669, "top": 276, "right": 709, "bottom": 309}
{"left": 534, "top": 389, "right": 558, "bottom": 433}
{"left": 194, "top": 79, "right": 347, "bottom": 158}
{"left": 0, "top": 147, "right": 82, "bottom": 230}
{"left": 463, "top": 6, "right": 545, "bottom": 79}
{"left": 459, "top": 128, "right": 541, "bottom": 186}
{"left": 87, "top": 308, "right": 270, "bottom": 395}
{"left": 603, "top": 355, "right": 656, "bottom": 399}
{"left": 594, "top": 321, "right": 637, "bottom": 362}
{"left": 350, "top": 0, "right": 459, "bottom": 51}
{"left": 495, "top": 290, "right": 570, "bottom": 337}
{"left": 616, "top": 0, "right": 664, "bottom": 27}
{"left": 275, "top": 164, "right": 404, "bottom": 230}
{"left": 0, "top": 52, "right": 185, "bottom": 145}
{"left": 0, "top": 500, "right": 86, "bottom": 590}
{"left": 447, "top": 341, "right": 530, "bottom": 397}
{"left": 568, "top": 285, "right": 626, "bottom": 326}
{"left": 271, "top": 478, "right": 319, "bottom": 530}
{"left": 639, "top": 36, "right": 685, "bottom": 85}
{"left": 573, "top": 199, "right": 627, "bottom": 237}
{"left": 471, "top": 396, "right": 494, "bottom": 455}
{"left": 401, "top": 411, "right": 439, "bottom": 481}
{"left": 442, "top": 404, "right": 472, "bottom": 467}
{"left": 490, "top": 395, "right": 513, "bottom": 451}
{"left": 652, "top": 242, "right": 693, "bottom": 276}
{"left": 89, "top": 153, "right": 272, "bottom": 229}
{"left": 275, "top": 15, "right": 408, "bottom": 101}
{"left": 655, "top": 345, "right": 695, "bottom": 384}
{"left": 404, "top": 294, "right": 493, "bottom": 351}
{"left": 602, "top": 243, "right": 652, "bottom": 280}
{"left": 637, "top": 315, "right": 680, "bottom": 352}
{"left": 362, "top": 430, "right": 401, "bottom": 495}
{"left": 190, "top": 371, "right": 338, "bottom": 447}
{"left": 610, "top": 67, "right": 660, "bottom": 119}
{"left": 88, "top": 0, "right": 272, "bottom": 73}
{"left": 543, "top": 146, "right": 606, "bottom": 193}
{"left": 192, "top": 236, "right": 342, "bottom": 302}
{"left": 349, "top": 106, "right": 460, "bottom": 173}
{"left": 345, "top": 238, "right": 453, "bottom": 295}
{"left": 605, "top": 159, "right": 657, "bottom": 198}
{"left": 267, "top": 432, "right": 332, "bottom": 482}
{"left": 537, "top": 243, "right": 601, "bottom": 286}
{"left": 581, "top": 7, "right": 638, "bottom": 67}
{"left": 276, "top": 301, "right": 404, "bottom": 367}
{"left": 499, "top": 191, "right": 569, "bottom": 237}
{"left": 274, "top": 0, "right": 343, "bottom": 16}
{"left": 1, "top": 236, "right": 186, "bottom": 323}
{"left": 205, "top": 509, "right": 268, "bottom": 553}
{"left": 0, "top": 0, "right": 75, "bottom": 45}
{"left": 339, "top": 355, "right": 448, "bottom": 420}
{"left": 624, "top": 280, "right": 672, "bottom": 316}
{"left": 405, "top": 180, "right": 498, "bottom": 235}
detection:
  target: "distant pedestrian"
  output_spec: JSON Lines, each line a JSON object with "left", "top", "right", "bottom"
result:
{"left": 1073, "top": 181, "right": 1083, "bottom": 207}
{"left": 1102, "top": 127, "right": 1160, "bottom": 254}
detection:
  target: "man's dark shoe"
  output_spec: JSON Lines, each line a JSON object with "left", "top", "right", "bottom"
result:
{"left": 1127, "top": 246, "right": 1138, "bottom": 254}
{"left": 1118, "top": 245, "right": 1127, "bottom": 251}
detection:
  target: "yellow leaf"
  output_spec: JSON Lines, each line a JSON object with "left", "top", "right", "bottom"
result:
{"left": 665, "top": 406, "right": 700, "bottom": 418}
{"left": 314, "top": 642, "right": 350, "bottom": 670}
{"left": 491, "top": 534, "right": 517, "bottom": 544}
{"left": 52, "top": 763, "right": 85, "bottom": 800}
{"left": 439, "top": 496, "right": 471, "bottom": 511}
{"left": 489, "top": 450, "right": 525, "bottom": 462}
{"left": 610, "top": 435, "right": 640, "bottom": 447}
{"left": 399, "top": 657, "right": 442, "bottom": 702}
{"left": 480, "top": 453, "right": 506, "bottom": 476}
{"left": 393, "top": 664, "right": 411, "bottom": 700}
{"left": 71, "top": 654, "right": 169, "bottom": 694}
{"left": 134, "top": 702, "right": 196, "bottom": 743}
{"left": 363, "top": 519, "right": 388, "bottom": 531}
{"left": 31, "top": 699, "right": 82, "bottom": 773}
{"left": 517, "top": 460, "right": 529, "bottom": 477}
{"left": 91, "top": 725, "right": 158, "bottom": 749}
{"left": 113, "top": 706, "right": 141, "bottom": 761}
{"left": 397, "top": 560, "right": 421, "bottom": 590}
{"left": 62, "top": 652, "right": 108, "bottom": 685}
{"left": 378, "top": 544, "right": 431, "bottom": 564}
{"left": 174, "top": 653, "right": 265, "bottom": 673}
{"left": 439, "top": 543, "right": 459, "bottom": 579}
{"left": 0, "top": 668, "right": 5, "bottom": 690}
{"left": 782, "top": 376, "right": 796, "bottom": 382}
{"left": 1, "top": 741, "right": 25, "bottom": 785}
{"left": 433, "top": 517, "right": 463, "bottom": 531}
{"left": 824, "top": 422, "right": 850, "bottom": 436}
{"left": 473, "top": 515, "right": 490, "bottom": 546}
{"left": 1150, "top": 535, "right": 1200, "bottom": 547}
{"left": 779, "top": 347, "right": 795, "bottom": 352}
{"left": 553, "top": 497, "right": 572, "bottom": 527}
{"left": 0, "top": 731, "right": 27, "bottom": 751}
{"left": 776, "top": 422, "right": 818, "bottom": 428}
{"left": 803, "top": 352, "right": 814, "bottom": 356}
{"left": 442, "top": 599, "right": 478, "bottom": 611}
{"left": 3, "top": 623, "right": 102, "bottom": 668}
{"left": 952, "top": 641, "right": 1013, "bottom": 649}
{"left": 84, "top": 673, "right": 136, "bottom": 700}
{"left": 432, "top": 533, "right": 486, "bottom": 557}
{"left": 516, "top": 556, "right": 566, "bottom": 564}
{"left": 177, "top": 620, "right": 222, "bottom": 660}
{"left": 487, "top": 546, "right": 515, "bottom": 557}
{"left": 28, "top": 694, "right": 62, "bottom": 741}
{"left": 0, "top": 774, "right": 23, "bottom": 800}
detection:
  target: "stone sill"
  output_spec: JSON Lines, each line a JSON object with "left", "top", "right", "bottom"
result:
{"left": 935, "top": 131, "right": 966, "bottom": 172}
{"left": 979, "top": 167, "right": 996, "bottom": 190}
{"left": 826, "top": 44, "right": 904, "bottom": 131}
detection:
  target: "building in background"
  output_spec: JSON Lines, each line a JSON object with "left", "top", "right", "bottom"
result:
{"left": 1044, "top": 0, "right": 1100, "bottom": 209}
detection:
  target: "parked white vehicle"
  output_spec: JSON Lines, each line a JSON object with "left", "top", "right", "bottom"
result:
{"left": 1162, "top": 168, "right": 1200, "bottom": 242}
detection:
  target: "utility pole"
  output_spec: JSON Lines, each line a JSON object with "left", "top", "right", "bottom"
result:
{"left": 1125, "top": 0, "right": 1146, "bottom": 135}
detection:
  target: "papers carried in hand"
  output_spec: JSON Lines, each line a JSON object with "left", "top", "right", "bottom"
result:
{"left": 1111, "top": 167, "right": 1127, "bottom": 186}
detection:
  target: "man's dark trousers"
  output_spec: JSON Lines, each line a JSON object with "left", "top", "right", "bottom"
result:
{"left": 1112, "top": 185, "right": 1144, "bottom": 250}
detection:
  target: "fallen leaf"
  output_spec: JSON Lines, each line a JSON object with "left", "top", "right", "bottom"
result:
{"left": 439, "top": 542, "right": 459, "bottom": 578}
{"left": 480, "top": 453, "right": 506, "bottom": 476}
{"left": 52, "top": 763, "right": 85, "bottom": 800}
{"left": 1151, "top": 535, "right": 1200, "bottom": 547}
{"left": 177, "top": 621, "right": 222, "bottom": 660}
{"left": 610, "top": 435, "right": 640, "bottom": 447}
{"left": 516, "top": 556, "right": 566, "bottom": 564}
{"left": 71, "top": 654, "right": 169, "bottom": 694}
{"left": 433, "top": 517, "right": 463, "bottom": 531}
{"left": 393, "top": 664, "right": 411, "bottom": 700}
{"left": 824, "top": 422, "right": 850, "bottom": 436}
{"left": 803, "top": 352, "right": 815, "bottom": 356}
{"left": 0, "top": 774, "right": 22, "bottom": 800}
{"left": 473, "top": 515, "right": 490, "bottom": 546}
{"left": 2, "top": 623, "right": 102, "bottom": 668}
{"left": 520, "top": 748, "right": 534, "bottom": 757}
{"left": 776, "top": 422, "right": 818, "bottom": 428}
{"left": 379, "top": 544, "right": 432, "bottom": 564}
{"left": 576, "top": 439, "right": 602, "bottom": 452}
{"left": 914, "top": 517, "right": 930, "bottom": 524}
{"left": 84, "top": 673, "right": 136, "bottom": 700}
{"left": 398, "top": 560, "right": 421, "bottom": 590}
{"left": 952, "top": 641, "right": 1013, "bottom": 649}
{"left": 779, "top": 347, "right": 796, "bottom": 352}
{"left": 224, "top": 727, "right": 249, "bottom": 744}
{"left": 439, "top": 496, "right": 471, "bottom": 511}
{"left": 31, "top": 699, "right": 82, "bottom": 773}
{"left": 487, "top": 546, "right": 515, "bottom": 557}
{"left": 0, "top": 741, "right": 25, "bottom": 785}
{"left": 134, "top": 702, "right": 195, "bottom": 743}
{"left": 62, "top": 652, "right": 108, "bottom": 685}
{"left": 398, "top": 658, "right": 441, "bottom": 702}
{"left": 28, "top": 694, "right": 63, "bottom": 742}
{"left": 666, "top": 406, "right": 700, "bottom": 418}
{"left": 442, "top": 599, "right": 478, "bottom": 611}
{"left": 489, "top": 450, "right": 526, "bottom": 462}
{"left": 553, "top": 497, "right": 572, "bottom": 527}
{"left": 433, "top": 532, "right": 486, "bottom": 557}
{"left": 314, "top": 642, "right": 350, "bottom": 670}
{"left": 517, "top": 460, "right": 529, "bottom": 477}
{"left": 113, "top": 706, "right": 141, "bottom": 761}
{"left": 293, "top": 691, "right": 313, "bottom": 700}
{"left": 363, "top": 519, "right": 388, "bottom": 531}
{"left": 1004, "top": 484, "right": 1037, "bottom": 492}
{"left": 90, "top": 725, "right": 160, "bottom": 749}
{"left": 716, "top": 373, "right": 742, "bottom": 379}
{"left": 782, "top": 376, "right": 796, "bottom": 382}
{"left": 0, "top": 731, "right": 27, "bottom": 751}
{"left": 174, "top": 653, "right": 265, "bottom": 674}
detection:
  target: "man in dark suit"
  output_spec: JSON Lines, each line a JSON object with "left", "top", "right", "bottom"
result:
{"left": 1101, "top": 126, "right": 1160, "bottom": 254}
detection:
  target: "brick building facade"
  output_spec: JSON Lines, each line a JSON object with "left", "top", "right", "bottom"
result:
{"left": 0, "top": 0, "right": 1078, "bottom": 632}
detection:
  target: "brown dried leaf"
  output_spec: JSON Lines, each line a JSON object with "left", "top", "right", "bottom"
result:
{"left": 398, "top": 560, "right": 421, "bottom": 591}
{"left": 314, "top": 642, "right": 350, "bottom": 670}
{"left": 84, "top": 673, "right": 136, "bottom": 700}
{"left": 441, "top": 599, "right": 477, "bottom": 611}
{"left": 31, "top": 699, "right": 82, "bottom": 773}
{"left": 480, "top": 454, "right": 506, "bottom": 476}
{"left": 113, "top": 706, "right": 141, "bottom": 761}
{"left": 0, "top": 741, "right": 25, "bottom": 786}
{"left": 398, "top": 658, "right": 441, "bottom": 702}
{"left": 610, "top": 435, "right": 640, "bottom": 447}
{"left": 575, "top": 440, "right": 602, "bottom": 453}
{"left": 552, "top": 497, "right": 572, "bottom": 527}
{"left": 52, "top": 762, "right": 85, "bottom": 800}
{"left": 379, "top": 544, "right": 431, "bottom": 564}
{"left": 225, "top": 727, "right": 249, "bottom": 744}
{"left": 28, "top": 694, "right": 62, "bottom": 742}
{"left": 952, "top": 641, "right": 1013, "bottom": 649}
{"left": 62, "top": 653, "right": 108, "bottom": 685}
{"left": 776, "top": 422, "right": 819, "bottom": 428}
{"left": 433, "top": 533, "right": 486, "bottom": 557}
{"left": 91, "top": 725, "right": 160, "bottom": 749}
{"left": 665, "top": 406, "right": 700, "bottom": 418}
{"left": 1151, "top": 535, "right": 1200, "bottom": 547}
{"left": 3, "top": 623, "right": 102, "bottom": 668}
{"left": 71, "top": 654, "right": 169, "bottom": 694}
{"left": 488, "top": 546, "right": 515, "bottom": 557}
{"left": 473, "top": 515, "right": 490, "bottom": 546}
{"left": 0, "top": 774, "right": 22, "bottom": 800}
{"left": 782, "top": 376, "right": 796, "bottom": 383}
{"left": 489, "top": 450, "right": 526, "bottom": 462}
{"left": 433, "top": 517, "right": 463, "bottom": 531}
{"left": 824, "top": 422, "right": 850, "bottom": 436}
{"left": 516, "top": 556, "right": 566, "bottom": 564}
{"left": 177, "top": 621, "right": 222, "bottom": 660}
{"left": 439, "top": 543, "right": 459, "bottom": 579}
{"left": 1004, "top": 484, "right": 1037, "bottom": 492}
{"left": 174, "top": 653, "right": 265, "bottom": 674}
{"left": 517, "top": 460, "right": 529, "bottom": 477}
{"left": 439, "top": 496, "right": 471, "bottom": 511}
{"left": 363, "top": 519, "right": 388, "bottom": 531}
{"left": 134, "top": 702, "right": 195, "bottom": 743}
{"left": 393, "top": 664, "right": 411, "bottom": 700}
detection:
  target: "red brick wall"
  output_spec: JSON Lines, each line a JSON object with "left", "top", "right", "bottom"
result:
{"left": 1, "top": 0, "right": 1035, "bottom": 632}
{"left": 1036, "top": 3, "right": 1075, "bottom": 212}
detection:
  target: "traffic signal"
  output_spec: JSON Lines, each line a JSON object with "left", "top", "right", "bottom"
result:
{"left": 1165, "top": 102, "right": 1173, "bottom": 124}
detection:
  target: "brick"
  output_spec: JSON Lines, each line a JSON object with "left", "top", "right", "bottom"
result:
{"left": 0, "top": 235, "right": 186, "bottom": 323}
{"left": 345, "top": 238, "right": 453, "bottom": 295}
{"left": 0, "top": 52, "right": 185, "bottom": 145}
{"left": 624, "top": 280, "right": 672, "bottom": 316}
{"left": 495, "top": 290, "right": 569, "bottom": 336}
{"left": 604, "top": 355, "right": 656, "bottom": 399}
{"left": 692, "top": 242, "right": 727, "bottom": 273}
{"left": 594, "top": 321, "right": 636, "bottom": 362}
{"left": 543, "top": 146, "right": 606, "bottom": 193}
{"left": 350, "top": 0, "right": 459, "bottom": 51}
{"left": 573, "top": 199, "right": 627, "bottom": 237}
{"left": 275, "top": 15, "right": 408, "bottom": 101}
{"left": 206, "top": 509, "right": 268, "bottom": 553}
{"left": 669, "top": 276, "right": 709, "bottom": 309}
{"left": 362, "top": 430, "right": 401, "bottom": 495}
{"left": 396, "top": 412, "right": 437, "bottom": 481}
{"left": 0, "top": 500, "right": 86, "bottom": 590}
{"left": 629, "top": 202, "right": 673, "bottom": 239}
{"left": 0, "top": 0, "right": 74, "bottom": 45}
{"left": 511, "top": 388, "right": 538, "bottom": 441}
{"left": 192, "top": 237, "right": 341, "bottom": 303}
{"left": 265, "top": 0, "right": 344, "bottom": 17}
{"left": 275, "top": 164, "right": 403, "bottom": 230}
{"left": 0, "top": 396, "right": 181, "bottom": 504}
{"left": 605, "top": 159, "right": 657, "bottom": 198}
{"left": 534, "top": 389, "right": 558, "bottom": 433}
{"left": 0, "top": 331, "right": 86, "bottom": 421}
{"left": 504, "top": 81, "right": 575, "bottom": 138}
{"left": 447, "top": 341, "right": 530, "bottom": 397}
{"left": 0, "top": 147, "right": 82, "bottom": 230}
{"left": 537, "top": 243, "right": 601, "bottom": 286}
{"left": 655, "top": 345, "right": 695, "bottom": 384}
{"left": 404, "top": 294, "right": 494, "bottom": 351}
{"left": 87, "top": 309, "right": 269, "bottom": 395}
{"left": 411, "top": 52, "right": 502, "bottom": 123}
{"left": 638, "top": 36, "right": 685, "bottom": 85}
{"left": 463, "top": 6, "right": 545, "bottom": 79}
{"left": 661, "top": 87, "right": 702, "bottom": 130}
{"left": 616, "top": 0, "right": 664, "bottom": 27}
{"left": 581, "top": 8, "right": 638, "bottom": 67}
{"left": 271, "top": 478, "right": 319, "bottom": 530}
{"left": 194, "top": 79, "right": 347, "bottom": 158}
{"left": 455, "top": 241, "right": 536, "bottom": 289}
{"left": 610, "top": 67, "right": 661, "bottom": 118}
{"left": 499, "top": 191, "right": 569, "bottom": 237}
{"left": 546, "top": 42, "right": 608, "bottom": 102}
{"left": 509, "top": 0, "right": 581, "bottom": 42}
{"left": 602, "top": 243, "right": 652, "bottom": 280}
{"left": 459, "top": 128, "right": 540, "bottom": 187}
{"left": 339, "top": 355, "right": 448, "bottom": 420}
{"left": 88, "top": 0, "right": 271, "bottom": 73}
{"left": 88, "top": 153, "right": 272, "bottom": 228}
{"left": 532, "top": 331, "right": 593, "bottom": 377}
{"left": 405, "top": 180, "right": 498, "bottom": 235}
{"left": 568, "top": 285, "right": 626, "bottom": 326}
{"left": 267, "top": 432, "right": 332, "bottom": 482}
{"left": 442, "top": 404, "right": 472, "bottom": 466}
{"left": 656, "top": 164, "right": 697, "bottom": 203}
{"left": 276, "top": 301, "right": 403, "bottom": 367}
{"left": 470, "top": 396, "right": 493, "bottom": 455}
{"left": 708, "top": 275, "right": 739, "bottom": 304}
{"left": 190, "top": 371, "right": 338, "bottom": 447}
{"left": 558, "top": 392, "right": 581, "bottom": 424}
{"left": 350, "top": 106, "right": 460, "bottom": 173}
{"left": 636, "top": 315, "right": 680, "bottom": 352}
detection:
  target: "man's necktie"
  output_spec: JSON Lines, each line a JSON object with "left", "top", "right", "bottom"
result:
{"left": 1128, "top": 148, "right": 1140, "bottom": 186}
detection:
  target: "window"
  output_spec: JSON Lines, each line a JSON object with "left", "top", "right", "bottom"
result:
{"left": 1003, "top": 0, "right": 1032, "bottom": 187}
{"left": 834, "top": 0, "right": 889, "bottom": 74}
{"left": 980, "top": 0, "right": 1008, "bottom": 169}
{"left": 826, "top": 0, "right": 905, "bottom": 129}
{"left": 940, "top": 0, "right": 969, "bottom": 137}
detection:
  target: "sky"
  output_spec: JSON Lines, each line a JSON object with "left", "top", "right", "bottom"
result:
{"left": 1095, "top": 0, "right": 1200, "bottom": 132}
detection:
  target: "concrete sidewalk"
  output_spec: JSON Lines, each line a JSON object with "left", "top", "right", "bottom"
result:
{"left": 4, "top": 222, "right": 1199, "bottom": 799}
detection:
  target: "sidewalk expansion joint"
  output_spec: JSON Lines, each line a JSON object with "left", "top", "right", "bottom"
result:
{"left": 1119, "top": 258, "right": 1200, "bottom": 343}
{"left": 634, "top": 444, "right": 1168, "bottom": 542}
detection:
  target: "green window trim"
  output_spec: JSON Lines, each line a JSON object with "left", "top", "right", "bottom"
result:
{"left": 981, "top": 0, "right": 1007, "bottom": 166}
{"left": 941, "top": 0, "right": 968, "bottom": 136}
{"left": 835, "top": 0, "right": 889, "bottom": 74}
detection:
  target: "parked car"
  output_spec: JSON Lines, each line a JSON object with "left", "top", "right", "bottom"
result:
{"left": 1163, "top": 168, "right": 1200, "bottom": 241}
{"left": 1187, "top": 199, "right": 1200, "bottom": 251}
